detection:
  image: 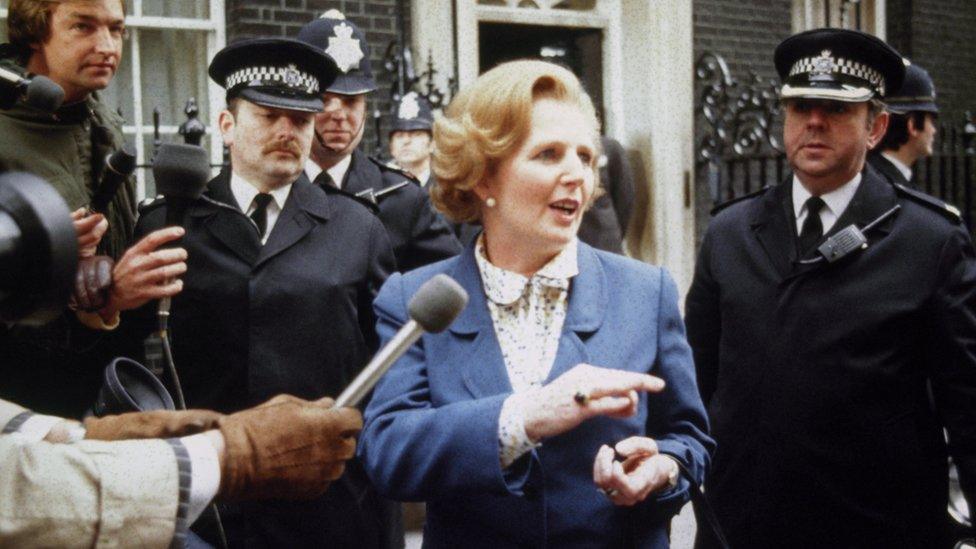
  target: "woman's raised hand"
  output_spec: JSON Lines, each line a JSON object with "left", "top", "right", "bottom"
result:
{"left": 518, "top": 363, "right": 664, "bottom": 442}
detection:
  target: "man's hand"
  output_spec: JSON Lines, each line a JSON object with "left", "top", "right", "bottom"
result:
{"left": 83, "top": 409, "right": 224, "bottom": 440}
{"left": 73, "top": 255, "right": 114, "bottom": 311}
{"left": 216, "top": 394, "right": 363, "bottom": 501}
{"left": 71, "top": 208, "right": 108, "bottom": 258}
{"left": 102, "top": 226, "right": 187, "bottom": 314}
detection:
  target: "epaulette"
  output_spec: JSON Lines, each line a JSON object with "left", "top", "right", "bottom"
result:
{"left": 320, "top": 183, "right": 380, "bottom": 214}
{"left": 710, "top": 186, "right": 769, "bottom": 216}
{"left": 369, "top": 155, "right": 421, "bottom": 185}
{"left": 893, "top": 183, "right": 962, "bottom": 224}
{"left": 137, "top": 195, "right": 165, "bottom": 214}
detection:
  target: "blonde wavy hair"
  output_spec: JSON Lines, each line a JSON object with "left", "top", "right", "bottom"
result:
{"left": 431, "top": 59, "right": 601, "bottom": 223}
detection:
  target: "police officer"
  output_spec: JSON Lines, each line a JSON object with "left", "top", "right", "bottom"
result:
{"left": 389, "top": 91, "right": 435, "bottom": 186}
{"left": 686, "top": 29, "right": 976, "bottom": 547}
{"left": 298, "top": 10, "right": 461, "bottom": 273}
{"left": 124, "top": 37, "right": 396, "bottom": 548}
{"left": 869, "top": 61, "right": 940, "bottom": 187}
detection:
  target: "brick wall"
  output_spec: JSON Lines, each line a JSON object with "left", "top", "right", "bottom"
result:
{"left": 692, "top": 0, "right": 793, "bottom": 239}
{"left": 900, "top": 0, "right": 976, "bottom": 126}
{"left": 693, "top": 0, "right": 792, "bottom": 86}
{"left": 225, "top": 0, "right": 411, "bottom": 156}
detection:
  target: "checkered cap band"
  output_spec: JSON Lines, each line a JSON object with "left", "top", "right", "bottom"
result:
{"left": 789, "top": 55, "right": 885, "bottom": 96}
{"left": 225, "top": 65, "right": 319, "bottom": 94}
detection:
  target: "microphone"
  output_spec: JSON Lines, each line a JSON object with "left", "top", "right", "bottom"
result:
{"left": 152, "top": 143, "right": 210, "bottom": 319}
{"left": 152, "top": 143, "right": 211, "bottom": 229}
{"left": 335, "top": 273, "right": 468, "bottom": 407}
{"left": 89, "top": 148, "right": 136, "bottom": 214}
{"left": 0, "top": 67, "right": 65, "bottom": 112}
{"left": 150, "top": 143, "right": 211, "bottom": 410}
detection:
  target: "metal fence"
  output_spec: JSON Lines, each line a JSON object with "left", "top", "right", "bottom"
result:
{"left": 695, "top": 51, "right": 976, "bottom": 229}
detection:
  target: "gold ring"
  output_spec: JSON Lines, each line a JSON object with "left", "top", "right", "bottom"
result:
{"left": 573, "top": 390, "right": 589, "bottom": 406}
{"left": 600, "top": 487, "right": 619, "bottom": 498}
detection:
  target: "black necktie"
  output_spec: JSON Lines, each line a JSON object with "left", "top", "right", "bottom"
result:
{"left": 250, "top": 193, "right": 274, "bottom": 238}
{"left": 798, "top": 196, "right": 826, "bottom": 256}
{"left": 313, "top": 170, "right": 336, "bottom": 189}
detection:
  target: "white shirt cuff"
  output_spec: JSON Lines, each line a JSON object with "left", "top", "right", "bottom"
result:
{"left": 16, "top": 414, "right": 63, "bottom": 442}
{"left": 498, "top": 394, "right": 541, "bottom": 468}
{"left": 180, "top": 433, "right": 222, "bottom": 523}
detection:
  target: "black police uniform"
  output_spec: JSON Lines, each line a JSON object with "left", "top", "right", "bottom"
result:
{"left": 870, "top": 62, "right": 940, "bottom": 189}
{"left": 685, "top": 29, "right": 976, "bottom": 548}
{"left": 299, "top": 13, "right": 460, "bottom": 274}
{"left": 342, "top": 150, "right": 460, "bottom": 272}
{"left": 577, "top": 136, "right": 635, "bottom": 254}
{"left": 122, "top": 37, "right": 402, "bottom": 548}
{"left": 129, "top": 172, "right": 397, "bottom": 548}
{"left": 867, "top": 152, "right": 912, "bottom": 186}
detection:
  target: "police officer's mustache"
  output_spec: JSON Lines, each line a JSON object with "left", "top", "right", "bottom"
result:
{"left": 263, "top": 140, "right": 302, "bottom": 158}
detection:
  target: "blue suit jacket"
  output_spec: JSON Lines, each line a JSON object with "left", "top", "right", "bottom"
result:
{"left": 360, "top": 242, "right": 714, "bottom": 548}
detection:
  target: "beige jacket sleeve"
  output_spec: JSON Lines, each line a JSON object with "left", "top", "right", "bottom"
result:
{"left": 0, "top": 398, "right": 26, "bottom": 427}
{"left": 0, "top": 405, "right": 180, "bottom": 548}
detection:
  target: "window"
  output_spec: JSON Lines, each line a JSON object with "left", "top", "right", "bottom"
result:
{"left": 0, "top": 0, "right": 225, "bottom": 199}
{"left": 792, "top": 0, "right": 884, "bottom": 37}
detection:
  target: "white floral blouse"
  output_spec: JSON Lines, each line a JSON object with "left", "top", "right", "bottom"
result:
{"left": 474, "top": 235, "right": 579, "bottom": 467}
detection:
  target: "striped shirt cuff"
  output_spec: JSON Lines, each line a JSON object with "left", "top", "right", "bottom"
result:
{"left": 164, "top": 438, "right": 192, "bottom": 549}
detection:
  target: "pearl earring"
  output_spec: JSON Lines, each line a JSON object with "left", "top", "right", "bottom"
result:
{"left": 485, "top": 197, "right": 496, "bottom": 208}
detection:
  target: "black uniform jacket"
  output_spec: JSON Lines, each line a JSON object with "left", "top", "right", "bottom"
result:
{"left": 342, "top": 149, "right": 460, "bottom": 272}
{"left": 868, "top": 150, "right": 912, "bottom": 187}
{"left": 685, "top": 165, "right": 976, "bottom": 548}
{"left": 122, "top": 171, "right": 398, "bottom": 548}
{"left": 578, "top": 136, "right": 635, "bottom": 254}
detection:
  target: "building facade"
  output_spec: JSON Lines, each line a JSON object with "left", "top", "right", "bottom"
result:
{"left": 0, "top": 0, "right": 971, "bottom": 293}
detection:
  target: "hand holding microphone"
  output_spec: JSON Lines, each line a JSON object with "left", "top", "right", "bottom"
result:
{"left": 336, "top": 274, "right": 469, "bottom": 408}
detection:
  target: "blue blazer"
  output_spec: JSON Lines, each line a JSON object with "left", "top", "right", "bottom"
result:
{"left": 360, "top": 241, "right": 714, "bottom": 548}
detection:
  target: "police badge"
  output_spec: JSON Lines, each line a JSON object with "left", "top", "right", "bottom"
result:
{"left": 398, "top": 93, "right": 421, "bottom": 120}
{"left": 284, "top": 65, "right": 301, "bottom": 87}
{"left": 326, "top": 22, "right": 365, "bottom": 74}
{"left": 811, "top": 50, "right": 836, "bottom": 77}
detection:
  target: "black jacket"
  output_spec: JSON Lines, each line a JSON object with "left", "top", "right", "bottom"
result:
{"left": 868, "top": 151, "right": 913, "bottom": 187}
{"left": 578, "top": 136, "right": 635, "bottom": 254}
{"left": 686, "top": 166, "right": 976, "bottom": 548}
{"left": 122, "top": 171, "right": 399, "bottom": 548}
{"left": 342, "top": 150, "right": 460, "bottom": 272}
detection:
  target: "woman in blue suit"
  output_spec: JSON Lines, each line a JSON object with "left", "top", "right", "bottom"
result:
{"left": 359, "top": 60, "right": 713, "bottom": 548}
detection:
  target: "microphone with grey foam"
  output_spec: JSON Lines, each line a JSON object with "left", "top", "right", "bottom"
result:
{"left": 0, "top": 67, "right": 64, "bottom": 112}
{"left": 336, "top": 274, "right": 468, "bottom": 408}
{"left": 152, "top": 143, "right": 211, "bottom": 320}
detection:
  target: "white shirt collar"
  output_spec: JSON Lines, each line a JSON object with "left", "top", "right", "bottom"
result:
{"left": 792, "top": 173, "right": 861, "bottom": 234}
{"left": 881, "top": 151, "right": 913, "bottom": 182}
{"left": 230, "top": 172, "right": 292, "bottom": 243}
{"left": 415, "top": 167, "right": 431, "bottom": 186}
{"left": 474, "top": 234, "right": 579, "bottom": 306}
{"left": 304, "top": 156, "right": 352, "bottom": 189}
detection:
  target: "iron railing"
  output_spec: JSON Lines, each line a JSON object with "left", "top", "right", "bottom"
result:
{"left": 695, "top": 51, "right": 976, "bottom": 229}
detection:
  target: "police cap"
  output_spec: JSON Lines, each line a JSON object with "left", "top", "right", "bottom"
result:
{"left": 390, "top": 92, "right": 433, "bottom": 134}
{"left": 886, "top": 61, "right": 938, "bottom": 115}
{"left": 774, "top": 28, "right": 905, "bottom": 103}
{"left": 297, "top": 10, "right": 377, "bottom": 95}
{"left": 209, "top": 38, "right": 338, "bottom": 112}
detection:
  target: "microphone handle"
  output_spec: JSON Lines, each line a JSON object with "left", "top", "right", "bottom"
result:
{"left": 336, "top": 319, "right": 423, "bottom": 408}
{"left": 0, "top": 66, "right": 24, "bottom": 87}
{"left": 89, "top": 161, "right": 126, "bottom": 214}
